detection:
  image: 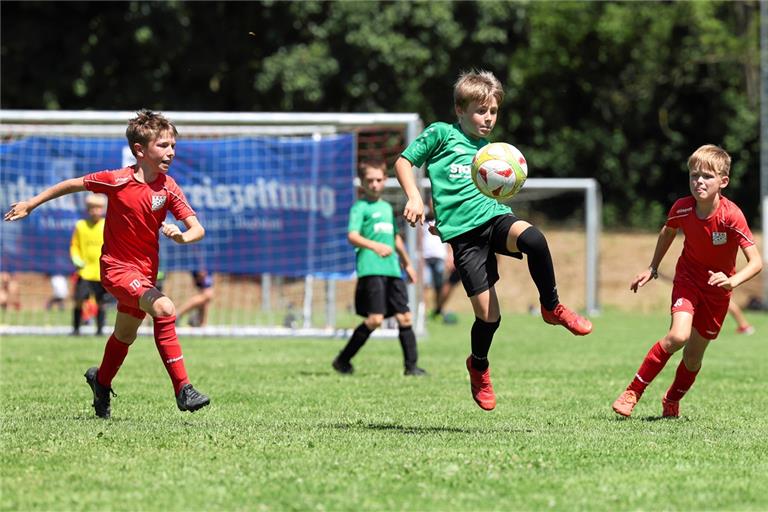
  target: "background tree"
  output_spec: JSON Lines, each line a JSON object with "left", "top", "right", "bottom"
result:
{"left": 1, "top": 0, "right": 760, "bottom": 228}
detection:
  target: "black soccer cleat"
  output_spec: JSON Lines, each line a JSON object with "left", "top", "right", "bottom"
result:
{"left": 404, "top": 366, "right": 428, "bottom": 376}
{"left": 332, "top": 357, "right": 354, "bottom": 375}
{"left": 176, "top": 384, "right": 210, "bottom": 412}
{"left": 84, "top": 366, "right": 115, "bottom": 419}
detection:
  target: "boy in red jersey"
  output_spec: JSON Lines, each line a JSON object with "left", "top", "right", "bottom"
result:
{"left": 4, "top": 110, "right": 210, "bottom": 418}
{"left": 612, "top": 144, "right": 762, "bottom": 418}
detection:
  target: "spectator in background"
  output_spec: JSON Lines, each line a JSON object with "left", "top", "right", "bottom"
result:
{"left": 176, "top": 270, "right": 214, "bottom": 327}
{"left": 46, "top": 273, "right": 69, "bottom": 311}
{"left": 0, "top": 271, "right": 21, "bottom": 312}
{"left": 70, "top": 193, "right": 109, "bottom": 336}
{"left": 422, "top": 202, "right": 458, "bottom": 324}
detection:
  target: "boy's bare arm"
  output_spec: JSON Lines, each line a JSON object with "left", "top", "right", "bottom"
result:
{"left": 394, "top": 156, "right": 424, "bottom": 227}
{"left": 162, "top": 215, "right": 205, "bottom": 244}
{"left": 348, "top": 231, "right": 392, "bottom": 257}
{"left": 4, "top": 177, "right": 86, "bottom": 221}
{"left": 630, "top": 225, "right": 677, "bottom": 293}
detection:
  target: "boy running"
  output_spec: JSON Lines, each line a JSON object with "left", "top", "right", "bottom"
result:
{"left": 4, "top": 109, "right": 210, "bottom": 419}
{"left": 394, "top": 70, "right": 592, "bottom": 411}
{"left": 612, "top": 144, "right": 762, "bottom": 418}
{"left": 332, "top": 159, "right": 427, "bottom": 376}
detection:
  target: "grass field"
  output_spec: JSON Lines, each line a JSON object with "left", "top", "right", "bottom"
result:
{"left": 2, "top": 310, "right": 767, "bottom": 511}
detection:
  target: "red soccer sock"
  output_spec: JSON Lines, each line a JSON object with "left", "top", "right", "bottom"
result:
{"left": 627, "top": 341, "right": 672, "bottom": 397}
{"left": 97, "top": 334, "right": 130, "bottom": 388}
{"left": 664, "top": 360, "right": 700, "bottom": 402}
{"left": 153, "top": 315, "right": 190, "bottom": 395}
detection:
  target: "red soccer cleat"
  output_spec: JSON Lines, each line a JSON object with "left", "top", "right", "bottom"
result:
{"left": 661, "top": 395, "right": 679, "bottom": 418}
{"left": 736, "top": 325, "right": 755, "bottom": 336}
{"left": 465, "top": 356, "right": 496, "bottom": 411}
{"left": 541, "top": 304, "right": 593, "bottom": 336}
{"left": 612, "top": 389, "right": 639, "bottom": 417}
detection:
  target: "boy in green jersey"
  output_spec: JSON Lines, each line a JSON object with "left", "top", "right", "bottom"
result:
{"left": 394, "top": 70, "right": 592, "bottom": 410}
{"left": 332, "top": 160, "right": 427, "bottom": 376}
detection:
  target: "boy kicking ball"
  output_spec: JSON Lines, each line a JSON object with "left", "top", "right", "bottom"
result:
{"left": 4, "top": 109, "right": 210, "bottom": 419}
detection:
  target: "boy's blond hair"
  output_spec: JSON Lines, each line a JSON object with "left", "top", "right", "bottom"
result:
{"left": 454, "top": 70, "right": 504, "bottom": 110}
{"left": 688, "top": 144, "right": 731, "bottom": 177}
{"left": 357, "top": 158, "right": 387, "bottom": 180}
{"left": 126, "top": 109, "right": 178, "bottom": 157}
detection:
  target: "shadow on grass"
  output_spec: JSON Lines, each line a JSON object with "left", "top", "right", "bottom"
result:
{"left": 326, "top": 421, "right": 533, "bottom": 435}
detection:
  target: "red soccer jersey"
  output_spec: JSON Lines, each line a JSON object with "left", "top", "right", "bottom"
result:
{"left": 83, "top": 166, "right": 195, "bottom": 278}
{"left": 666, "top": 195, "right": 755, "bottom": 296}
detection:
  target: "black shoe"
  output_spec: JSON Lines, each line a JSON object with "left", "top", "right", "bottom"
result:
{"left": 84, "top": 366, "right": 115, "bottom": 419}
{"left": 176, "top": 384, "right": 210, "bottom": 412}
{"left": 404, "top": 366, "right": 428, "bottom": 376}
{"left": 332, "top": 357, "right": 354, "bottom": 375}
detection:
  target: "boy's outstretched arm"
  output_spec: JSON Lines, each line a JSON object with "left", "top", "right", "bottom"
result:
{"left": 630, "top": 225, "right": 677, "bottom": 293}
{"left": 395, "top": 233, "right": 417, "bottom": 283}
{"left": 394, "top": 156, "right": 424, "bottom": 227}
{"left": 4, "top": 177, "right": 86, "bottom": 221}
{"left": 162, "top": 215, "right": 205, "bottom": 244}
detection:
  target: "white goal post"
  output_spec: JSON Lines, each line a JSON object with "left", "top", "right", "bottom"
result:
{"left": 0, "top": 110, "right": 600, "bottom": 339}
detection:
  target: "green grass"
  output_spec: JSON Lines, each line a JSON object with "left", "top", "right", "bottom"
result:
{"left": 2, "top": 310, "right": 767, "bottom": 511}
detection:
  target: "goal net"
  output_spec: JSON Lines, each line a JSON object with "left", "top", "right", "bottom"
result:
{"left": 0, "top": 110, "right": 600, "bottom": 338}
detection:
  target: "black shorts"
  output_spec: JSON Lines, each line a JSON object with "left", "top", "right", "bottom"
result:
{"left": 74, "top": 277, "right": 109, "bottom": 303}
{"left": 447, "top": 214, "right": 523, "bottom": 297}
{"left": 355, "top": 275, "right": 410, "bottom": 318}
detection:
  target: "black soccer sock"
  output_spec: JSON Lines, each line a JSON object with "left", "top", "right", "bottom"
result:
{"left": 470, "top": 317, "right": 501, "bottom": 371}
{"left": 96, "top": 307, "right": 105, "bottom": 333}
{"left": 516, "top": 226, "right": 559, "bottom": 311}
{"left": 398, "top": 325, "right": 418, "bottom": 369}
{"left": 73, "top": 308, "right": 82, "bottom": 332}
{"left": 337, "top": 322, "right": 373, "bottom": 362}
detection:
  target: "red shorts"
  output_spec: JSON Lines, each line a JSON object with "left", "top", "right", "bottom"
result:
{"left": 101, "top": 262, "right": 154, "bottom": 320}
{"left": 670, "top": 278, "right": 730, "bottom": 340}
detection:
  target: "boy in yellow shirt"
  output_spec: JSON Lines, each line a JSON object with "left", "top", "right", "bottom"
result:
{"left": 70, "top": 193, "right": 109, "bottom": 335}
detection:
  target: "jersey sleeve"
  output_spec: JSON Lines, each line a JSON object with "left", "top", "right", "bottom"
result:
{"left": 82, "top": 169, "right": 122, "bottom": 194}
{"left": 164, "top": 178, "right": 196, "bottom": 221}
{"left": 664, "top": 199, "right": 687, "bottom": 229}
{"left": 401, "top": 122, "right": 447, "bottom": 167}
{"left": 727, "top": 204, "right": 756, "bottom": 248}
{"left": 347, "top": 201, "right": 364, "bottom": 233}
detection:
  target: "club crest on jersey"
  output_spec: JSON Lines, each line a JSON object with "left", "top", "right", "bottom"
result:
{"left": 712, "top": 232, "right": 727, "bottom": 246}
{"left": 151, "top": 195, "right": 167, "bottom": 211}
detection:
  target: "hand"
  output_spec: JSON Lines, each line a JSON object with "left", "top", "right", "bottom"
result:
{"left": 707, "top": 270, "right": 733, "bottom": 291}
{"left": 161, "top": 222, "right": 185, "bottom": 243}
{"left": 427, "top": 223, "right": 440, "bottom": 237}
{"left": 404, "top": 264, "right": 417, "bottom": 284}
{"left": 630, "top": 269, "right": 655, "bottom": 293}
{"left": 403, "top": 197, "right": 425, "bottom": 227}
{"left": 4, "top": 201, "right": 32, "bottom": 221}
{"left": 373, "top": 242, "right": 393, "bottom": 258}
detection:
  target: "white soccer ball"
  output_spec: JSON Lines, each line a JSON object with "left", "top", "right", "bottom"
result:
{"left": 470, "top": 142, "right": 528, "bottom": 200}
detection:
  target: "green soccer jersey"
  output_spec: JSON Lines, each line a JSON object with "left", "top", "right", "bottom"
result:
{"left": 401, "top": 121, "right": 511, "bottom": 241}
{"left": 348, "top": 198, "right": 402, "bottom": 278}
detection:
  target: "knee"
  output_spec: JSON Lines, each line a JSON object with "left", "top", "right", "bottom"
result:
{"left": 396, "top": 312, "right": 412, "bottom": 328}
{"left": 663, "top": 332, "right": 688, "bottom": 351}
{"left": 153, "top": 296, "right": 176, "bottom": 318}
{"left": 113, "top": 330, "right": 137, "bottom": 345}
{"left": 365, "top": 315, "right": 384, "bottom": 330}
{"left": 515, "top": 226, "right": 548, "bottom": 256}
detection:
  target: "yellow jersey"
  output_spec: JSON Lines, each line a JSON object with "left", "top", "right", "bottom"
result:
{"left": 70, "top": 218, "right": 105, "bottom": 282}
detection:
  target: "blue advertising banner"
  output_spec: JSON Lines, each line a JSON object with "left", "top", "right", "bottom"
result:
{"left": 0, "top": 135, "right": 357, "bottom": 278}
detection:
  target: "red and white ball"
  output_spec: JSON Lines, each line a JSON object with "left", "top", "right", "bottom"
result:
{"left": 470, "top": 142, "right": 528, "bottom": 200}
